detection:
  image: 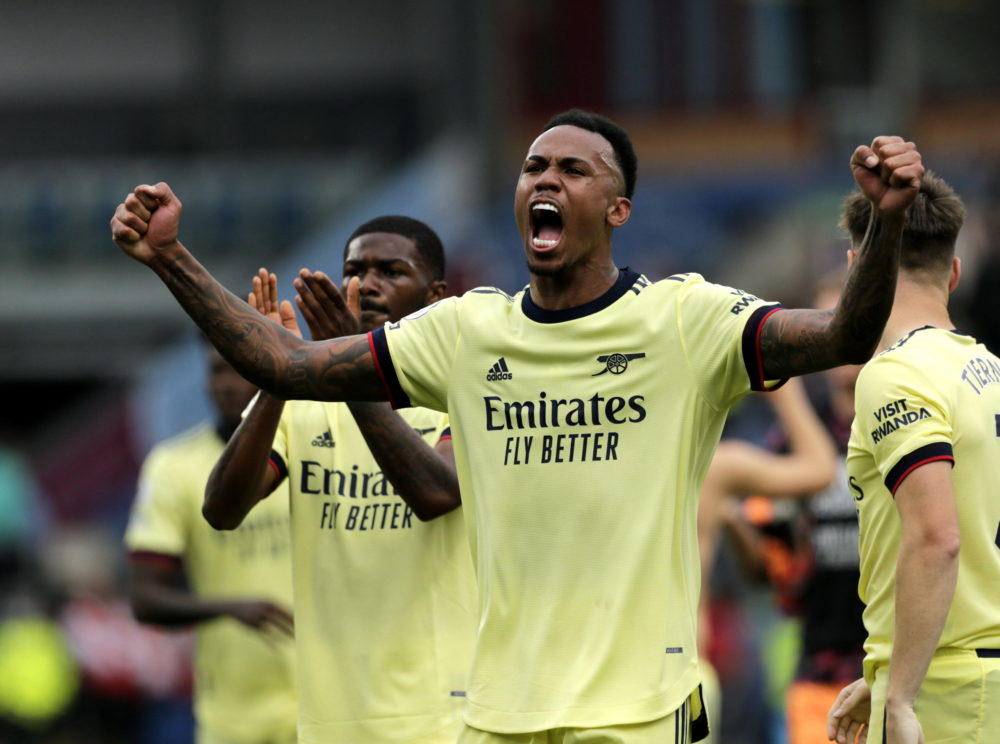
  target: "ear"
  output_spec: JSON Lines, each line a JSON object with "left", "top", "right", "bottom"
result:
{"left": 426, "top": 279, "right": 448, "bottom": 304}
{"left": 606, "top": 196, "right": 631, "bottom": 228}
{"left": 948, "top": 256, "right": 961, "bottom": 293}
{"left": 846, "top": 247, "right": 857, "bottom": 268}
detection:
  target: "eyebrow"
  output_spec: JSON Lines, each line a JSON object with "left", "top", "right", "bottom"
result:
{"left": 525, "top": 154, "right": 592, "bottom": 170}
{"left": 344, "top": 257, "right": 417, "bottom": 269}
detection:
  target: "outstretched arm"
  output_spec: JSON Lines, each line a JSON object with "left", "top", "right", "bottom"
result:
{"left": 711, "top": 378, "right": 837, "bottom": 498}
{"left": 128, "top": 555, "right": 294, "bottom": 637}
{"left": 110, "top": 183, "right": 384, "bottom": 402}
{"left": 296, "top": 272, "right": 461, "bottom": 520}
{"left": 759, "top": 136, "right": 925, "bottom": 379}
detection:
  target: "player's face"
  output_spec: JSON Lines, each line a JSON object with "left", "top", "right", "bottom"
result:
{"left": 206, "top": 346, "right": 257, "bottom": 431}
{"left": 514, "top": 125, "right": 630, "bottom": 277}
{"left": 342, "top": 232, "right": 445, "bottom": 332}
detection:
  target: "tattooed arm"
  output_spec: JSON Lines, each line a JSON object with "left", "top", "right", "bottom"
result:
{"left": 110, "top": 182, "right": 385, "bottom": 402}
{"left": 759, "top": 136, "right": 925, "bottom": 380}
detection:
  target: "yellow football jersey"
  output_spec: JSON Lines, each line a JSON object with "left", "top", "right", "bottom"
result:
{"left": 124, "top": 422, "right": 297, "bottom": 743}
{"left": 371, "top": 269, "right": 782, "bottom": 732}
{"left": 270, "top": 400, "right": 477, "bottom": 744}
{"left": 847, "top": 327, "right": 1000, "bottom": 682}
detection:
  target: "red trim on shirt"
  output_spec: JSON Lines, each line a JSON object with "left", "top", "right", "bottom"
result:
{"left": 890, "top": 455, "right": 955, "bottom": 496}
{"left": 755, "top": 307, "right": 784, "bottom": 390}
{"left": 368, "top": 331, "right": 398, "bottom": 408}
{"left": 267, "top": 459, "right": 282, "bottom": 490}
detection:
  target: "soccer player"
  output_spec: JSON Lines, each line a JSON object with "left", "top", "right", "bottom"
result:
{"left": 826, "top": 173, "right": 1000, "bottom": 744}
{"left": 110, "top": 110, "right": 924, "bottom": 743}
{"left": 124, "top": 343, "right": 297, "bottom": 744}
{"left": 203, "top": 216, "right": 477, "bottom": 744}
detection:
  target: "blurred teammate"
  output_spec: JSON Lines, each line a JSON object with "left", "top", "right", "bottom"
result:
{"left": 697, "top": 376, "right": 839, "bottom": 744}
{"left": 204, "top": 216, "right": 477, "bottom": 744}
{"left": 111, "top": 110, "right": 923, "bottom": 743}
{"left": 125, "top": 343, "right": 297, "bottom": 744}
{"left": 827, "top": 174, "right": 1000, "bottom": 744}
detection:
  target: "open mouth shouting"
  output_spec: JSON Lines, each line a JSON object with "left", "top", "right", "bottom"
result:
{"left": 530, "top": 202, "right": 564, "bottom": 251}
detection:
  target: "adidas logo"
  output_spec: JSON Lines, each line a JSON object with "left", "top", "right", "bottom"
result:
{"left": 486, "top": 357, "right": 513, "bottom": 382}
{"left": 311, "top": 431, "right": 335, "bottom": 448}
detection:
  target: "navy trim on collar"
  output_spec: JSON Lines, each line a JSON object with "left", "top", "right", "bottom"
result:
{"left": 521, "top": 268, "right": 641, "bottom": 324}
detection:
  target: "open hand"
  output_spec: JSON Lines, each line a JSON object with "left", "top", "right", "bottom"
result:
{"left": 827, "top": 677, "right": 871, "bottom": 743}
{"left": 293, "top": 270, "right": 362, "bottom": 341}
{"left": 850, "top": 136, "right": 924, "bottom": 217}
{"left": 110, "top": 182, "right": 183, "bottom": 264}
{"left": 227, "top": 599, "right": 294, "bottom": 639}
{"left": 248, "top": 268, "right": 302, "bottom": 337}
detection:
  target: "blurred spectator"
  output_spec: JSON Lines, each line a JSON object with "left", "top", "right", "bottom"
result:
{"left": 43, "top": 525, "right": 194, "bottom": 744}
{"left": 0, "top": 570, "right": 78, "bottom": 743}
{"left": 0, "top": 428, "right": 46, "bottom": 587}
{"left": 699, "top": 378, "right": 838, "bottom": 744}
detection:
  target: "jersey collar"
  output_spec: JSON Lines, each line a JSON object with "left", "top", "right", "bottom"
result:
{"left": 521, "top": 268, "right": 640, "bottom": 324}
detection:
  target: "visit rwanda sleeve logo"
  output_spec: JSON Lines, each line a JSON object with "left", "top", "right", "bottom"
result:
{"left": 870, "top": 398, "right": 931, "bottom": 444}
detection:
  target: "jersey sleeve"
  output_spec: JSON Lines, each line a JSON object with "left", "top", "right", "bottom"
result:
{"left": 435, "top": 413, "right": 451, "bottom": 443}
{"left": 676, "top": 276, "right": 784, "bottom": 410}
{"left": 123, "top": 446, "right": 189, "bottom": 557}
{"left": 854, "top": 354, "right": 954, "bottom": 495}
{"left": 269, "top": 404, "right": 291, "bottom": 488}
{"left": 368, "top": 297, "right": 461, "bottom": 411}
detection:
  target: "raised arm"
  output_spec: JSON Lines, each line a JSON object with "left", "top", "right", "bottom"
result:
{"left": 759, "top": 136, "right": 925, "bottom": 379}
{"left": 296, "top": 271, "right": 461, "bottom": 520}
{"left": 736, "top": 378, "right": 836, "bottom": 496}
{"left": 702, "top": 378, "right": 837, "bottom": 500}
{"left": 110, "top": 182, "right": 384, "bottom": 402}
{"left": 204, "top": 270, "right": 296, "bottom": 530}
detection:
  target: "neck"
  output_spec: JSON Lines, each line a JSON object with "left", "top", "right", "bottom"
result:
{"left": 877, "top": 276, "right": 953, "bottom": 353}
{"left": 528, "top": 258, "right": 620, "bottom": 311}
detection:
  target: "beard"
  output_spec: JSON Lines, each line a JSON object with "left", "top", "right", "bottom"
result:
{"left": 524, "top": 254, "right": 569, "bottom": 278}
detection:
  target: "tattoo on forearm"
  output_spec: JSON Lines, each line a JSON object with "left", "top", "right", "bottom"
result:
{"left": 760, "top": 213, "right": 900, "bottom": 379}
{"left": 157, "top": 248, "right": 380, "bottom": 401}
{"left": 759, "top": 309, "right": 835, "bottom": 377}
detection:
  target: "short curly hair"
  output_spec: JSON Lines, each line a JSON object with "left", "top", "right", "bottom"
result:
{"left": 345, "top": 215, "right": 445, "bottom": 280}
{"left": 543, "top": 109, "right": 637, "bottom": 199}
